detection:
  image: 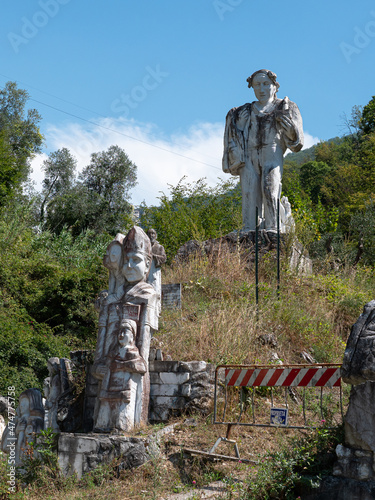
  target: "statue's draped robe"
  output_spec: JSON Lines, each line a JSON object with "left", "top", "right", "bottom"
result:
{"left": 222, "top": 97, "right": 303, "bottom": 231}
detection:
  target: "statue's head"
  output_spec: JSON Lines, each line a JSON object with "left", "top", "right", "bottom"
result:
{"left": 118, "top": 319, "right": 137, "bottom": 347}
{"left": 246, "top": 69, "right": 279, "bottom": 103}
{"left": 18, "top": 389, "right": 44, "bottom": 417}
{"left": 47, "top": 357, "right": 60, "bottom": 374}
{"left": 103, "top": 240, "right": 123, "bottom": 270}
{"left": 122, "top": 226, "right": 152, "bottom": 284}
{"left": 147, "top": 228, "right": 157, "bottom": 245}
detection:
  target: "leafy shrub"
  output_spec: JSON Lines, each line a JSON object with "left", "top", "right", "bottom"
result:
{"left": 246, "top": 424, "right": 344, "bottom": 499}
{"left": 140, "top": 177, "right": 242, "bottom": 260}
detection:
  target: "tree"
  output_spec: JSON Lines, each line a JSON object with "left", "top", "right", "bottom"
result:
{"left": 79, "top": 145, "right": 137, "bottom": 234}
{"left": 140, "top": 177, "right": 242, "bottom": 260}
{"left": 45, "top": 145, "right": 137, "bottom": 236}
{"left": 0, "top": 82, "right": 43, "bottom": 184}
{"left": 0, "top": 130, "right": 19, "bottom": 206}
{"left": 299, "top": 161, "right": 332, "bottom": 205}
{"left": 40, "top": 148, "right": 77, "bottom": 223}
{"left": 360, "top": 96, "right": 375, "bottom": 135}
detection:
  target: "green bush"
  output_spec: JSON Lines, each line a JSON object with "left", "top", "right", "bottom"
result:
{"left": 140, "top": 177, "right": 242, "bottom": 260}
{"left": 246, "top": 424, "right": 344, "bottom": 499}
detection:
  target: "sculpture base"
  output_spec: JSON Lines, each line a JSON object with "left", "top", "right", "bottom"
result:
{"left": 334, "top": 444, "right": 375, "bottom": 481}
{"left": 57, "top": 432, "right": 155, "bottom": 478}
{"left": 175, "top": 232, "right": 312, "bottom": 274}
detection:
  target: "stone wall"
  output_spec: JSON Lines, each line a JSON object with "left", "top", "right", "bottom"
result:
{"left": 82, "top": 358, "right": 216, "bottom": 430}
{"left": 149, "top": 360, "right": 215, "bottom": 422}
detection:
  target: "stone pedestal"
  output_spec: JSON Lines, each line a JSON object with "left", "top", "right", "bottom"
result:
{"left": 334, "top": 444, "right": 375, "bottom": 481}
{"left": 344, "top": 382, "right": 375, "bottom": 455}
{"left": 58, "top": 433, "right": 154, "bottom": 479}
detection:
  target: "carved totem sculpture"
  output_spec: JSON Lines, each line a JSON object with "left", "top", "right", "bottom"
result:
{"left": 1, "top": 389, "right": 44, "bottom": 466}
{"left": 92, "top": 226, "right": 158, "bottom": 433}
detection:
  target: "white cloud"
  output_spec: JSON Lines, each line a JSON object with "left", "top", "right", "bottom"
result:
{"left": 31, "top": 118, "right": 224, "bottom": 206}
{"left": 30, "top": 152, "right": 48, "bottom": 188}
{"left": 303, "top": 132, "right": 320, "bottom": 149}
{"left": 30, "top": 118, "right": 319, "bottom": 206}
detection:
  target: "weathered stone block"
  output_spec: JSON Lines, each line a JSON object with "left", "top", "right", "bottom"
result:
{"left": 334, "top": 444, "right": 375, "bottom": 482}
{"left": 150, "top": 372, "right": 162, "bottom": 384}
{"left": 345, "top": 382, "right": 375, "bottom": 453}
{"left": 150, "top": 384, "right": 180, "bottom": 397}
{"left": 159, "top": 372, "right": 190, "bottom": 385}
{"left": 58, "top": 433, "right": 152, "bottom": 479}
{"left": 342, "top": 300, "right": 375, "bottom": 385}
{"left": 58, "top": 434, "right": 99, "bottom": 454}
{"left": 149, "top": 408, "right": 170, "bottom": 422}
{"left": 181, "top": 384, "right": 191, "bottom": 397}
{"left": 153, "top": 396, "right": 186, "bottom": 409}
{"left": 161, "top": 283, "right": 182, "bottom": 309}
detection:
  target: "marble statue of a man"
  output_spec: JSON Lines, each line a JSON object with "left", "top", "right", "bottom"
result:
{"left": 222, "top": 69, "right": 303, "bottom": 233}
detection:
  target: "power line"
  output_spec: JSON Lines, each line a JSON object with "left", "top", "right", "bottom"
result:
{"left": 29, "top": 97, "right": 222, "bottom": 170}
{"left": 0, "top": 74, "right": 222, "bottom": 168}
{"left": 0, "top": 72, "right": 117, "bottom": 119}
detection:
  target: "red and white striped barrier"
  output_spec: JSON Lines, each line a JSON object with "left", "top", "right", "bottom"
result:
{"left": 224, "top": 366, "right": 341, "bottom": 388}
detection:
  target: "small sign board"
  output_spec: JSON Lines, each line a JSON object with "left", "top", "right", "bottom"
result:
{"left": 270, "top": 407, "right": 289, "bottom": 427}
{"left": 122, "top": 304, "right": 141, "bottom": 321}
{"left": 162, "top": 283, "right": 182, "bottom": 309}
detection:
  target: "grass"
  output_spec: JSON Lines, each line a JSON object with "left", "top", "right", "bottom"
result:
{"left": 158, "top": 245, "right": 372, "bottom": 366}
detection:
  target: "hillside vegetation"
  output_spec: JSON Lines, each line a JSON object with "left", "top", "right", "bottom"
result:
{"left": 0, "top": 83, "right": 374, "bottom": 498}
{"left": 0, "top": 84, "right": 374, "bottom": 397}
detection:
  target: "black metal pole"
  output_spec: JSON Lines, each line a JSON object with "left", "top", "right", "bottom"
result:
{"left": 255, "top": 206, "right": 259, "bottom": 308}
{"left": 277, "top": 199, "right": 280, "bottom": 299}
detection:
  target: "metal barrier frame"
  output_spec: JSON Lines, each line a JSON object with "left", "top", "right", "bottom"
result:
{"left": 213, "top": 363, "right": 343, "bottom": 431}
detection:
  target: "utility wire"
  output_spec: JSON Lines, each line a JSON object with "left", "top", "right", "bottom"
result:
{"left": 0, "top": 74, "right": 222, "bottom": 168}
{"left": 30, "top": 97, "right": 221, "bottom": 170}
{"left": 0, "top": 72, "right": 107, "bottom": 120}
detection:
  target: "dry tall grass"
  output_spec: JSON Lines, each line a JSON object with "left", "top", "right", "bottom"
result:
{"left": 157, "top": 245, "right": 374, "bottom": 366}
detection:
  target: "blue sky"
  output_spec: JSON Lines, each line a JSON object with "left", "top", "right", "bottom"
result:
{"left": 1, "top": 0, "right": 375, "bottom": 205}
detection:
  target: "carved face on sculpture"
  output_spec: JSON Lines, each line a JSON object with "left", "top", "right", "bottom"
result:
{"left": 18, "top": 389, "right": 44, "bottom": 417}
{"left": 103, "top": 242, "right": 122, "bottom": 270}
{"left": 147, "top": 229, "right": 157, "bottom": 245}
{"left": 47, "top": 357, "right": 60, "bottom": 375}
{"left": 118, "top": 326, "right": 135, "bottom": 347}
{"left": 19, "top": 396, "right": 30, "bottom": 416}
{"left": 252, "top": 73, "right": 277, "bottom": 105}
{"left": 123, "top": 251, "right": 150, "bottom": 284}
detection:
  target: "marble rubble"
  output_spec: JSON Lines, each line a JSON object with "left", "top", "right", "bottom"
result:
{"left": 0, "top": 225, "right": 215, "bottom": 475}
